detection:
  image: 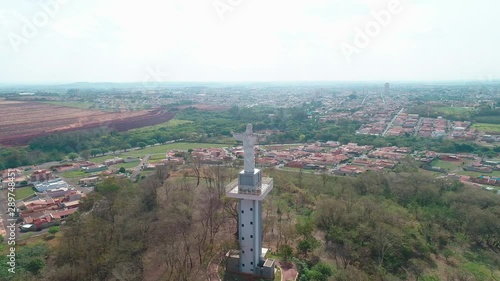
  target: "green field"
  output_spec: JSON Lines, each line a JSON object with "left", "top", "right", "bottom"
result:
{"left": 114, "top": 162, "right": 140, "bottom": 169}
{"left": 149, "top": 154, "right": 166, "bottom": 160}
{"left": 127, "top": 119, "right": 193, "bottom": 133}
{"left": 148, "top": 154, "right": 167, "bottom": 163}
{"left": 87, "top": 154, "right": 131, "bottom": 164}
{"left": 129, "top": 142, "right": 228, "bottom": 155}
{"left": 471, "top": 123, "right": 500, "bottom": 133}
{"left": 261, "top": 144, "right": 302, "bottom": 150}
{"left": 435, "top": 107, "right": 475, "bottom": 119}
{"left": 15, "top": 186, "right": 36, "bottom": 199}
{"left": 88, "top": 142, "right": 228, "bottom": 163}
{"left": 60, "top": 169, "right": 88, "bottom": 179}
{"left": 430, "top": 159, "right": 463, "bottom": 171}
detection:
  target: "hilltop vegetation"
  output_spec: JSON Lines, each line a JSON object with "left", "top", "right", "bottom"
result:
{"left": 4, "top": 167, "right": 499, "bottom": 281}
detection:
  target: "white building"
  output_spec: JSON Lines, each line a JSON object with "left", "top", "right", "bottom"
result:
{"left": 34, "top": 178, "right": 68, "bottom": 192}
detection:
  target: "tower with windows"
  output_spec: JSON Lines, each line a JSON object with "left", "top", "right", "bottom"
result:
{"left": 225, "top": 124, "right": 275, "bottom": 279}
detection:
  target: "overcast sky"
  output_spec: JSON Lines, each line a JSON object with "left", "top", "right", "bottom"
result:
{"left": 0, "top": 0, "right": 498, "bottom": 83}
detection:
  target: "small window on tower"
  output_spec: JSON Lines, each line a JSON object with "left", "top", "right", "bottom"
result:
{"left": 242, "top": 224, "right": 244, "bottom": 227}
{"left": 250, "top": 248, "right": 253, "bottom": 252}
{"left": 250, "top": 208, "right": 253, "bottom": 211}
{"left": 251, "top": 262, "right": 253, "bottom": 265}
{"left": 250, "top": 222, "right": 253, "bottom": 225}
{"left": 242, "top": 237, "right": 245, "bottom": 240}
{"left": 241, "top": 210, "right": 244, "bottom": 214}
{"left": 242, "top": 264, "right": 245, "bottom": 267}
{"left": 250, "top": 235, "right": 253, "bottom": 238}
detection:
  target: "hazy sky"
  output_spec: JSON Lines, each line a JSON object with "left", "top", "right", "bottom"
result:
{"left": 0, "top": 0, "right": 498, "bottom": 83}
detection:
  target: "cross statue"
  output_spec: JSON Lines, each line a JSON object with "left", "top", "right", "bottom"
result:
{"left": 232, "top": 124, "right": 263, "bottom": 173}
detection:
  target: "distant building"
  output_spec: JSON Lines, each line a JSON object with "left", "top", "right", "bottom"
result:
{"left": 30, "top": 169, "right": 53, "bottom": 183}
{"left": 82, "top": 165, "right": 108, "bottom": 173}
{"left": 103, "top": 158, "right": 124, "bottom": 166}
{"left": 78, "top": 176, "right": 99, "bottom": 186}
{"left": 384, "top": 83, "right": 390, "bottom": 95}
{"left": 34, "top": 178, "right": 69, "bottom": 192}
{"left": 1, "top": 169, "right": 27, "bottom": 188}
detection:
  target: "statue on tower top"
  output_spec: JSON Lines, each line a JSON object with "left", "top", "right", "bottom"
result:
{"left": 232, "top": 124, "right": 261, "bottom": 174}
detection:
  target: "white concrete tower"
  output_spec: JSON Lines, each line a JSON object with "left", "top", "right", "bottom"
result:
{"left": 226, "top": 124, "right": 274, "bottom": 277}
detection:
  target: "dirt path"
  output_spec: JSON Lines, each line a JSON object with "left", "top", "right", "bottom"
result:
{"left": 278, "top": 261, "right": 298, "bottom": 281}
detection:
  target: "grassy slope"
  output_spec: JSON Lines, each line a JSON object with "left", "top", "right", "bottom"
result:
{"left": 126, "top": 119, "right": 193, "bottom": 133}
{"left": 471, "top": 123, "right": 500, "bottom": 133}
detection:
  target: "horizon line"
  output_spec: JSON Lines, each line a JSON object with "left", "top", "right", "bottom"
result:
{"left": 0, "top": 79, "right": 499, "bottom": 86}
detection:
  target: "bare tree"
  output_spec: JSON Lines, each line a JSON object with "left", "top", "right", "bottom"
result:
{"left": 186, "top": 153, "right": 202, "bottom": 187}
{"left": 321, "top": 168, "right": 331, "bottom": 190}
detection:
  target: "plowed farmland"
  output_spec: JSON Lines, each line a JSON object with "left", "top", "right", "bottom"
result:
{"left": 0, "top": 101, "right": 175, "bottom": 146}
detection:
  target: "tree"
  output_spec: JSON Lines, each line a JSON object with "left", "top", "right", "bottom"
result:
{"left": 80, "top": 149, "right": 91, "bottom": 159}
{"left": 68, "top": 152, "right": 79, "bottom": 161}
{"left": 49, "top": 226, "right": 60, "bottom": 236}
{"left": 118, "top": 167, "right": 126, "bottom": 174}
{"left": 321, "top": 169, "right": 331, "bottom": 190}
{"left": 90, "top": 148, "right": 102, "bottom": 157}
{"left": 443, "top": 248, "right": 453, "bottom": 262}
{"left": 187, "top": 153, "right": 202, "bottom": 187}
{"left": 278, "top": 245, "right": 293, "bottom": 262}
{"left": 306, "top": 263, "right": 334, "bottom": 281}
{"left": 137, "top": 142, "right": 147, "bottom": 149}
{"left": 25, "top": 259, "right": 44, "bottom": 275}
{"left": 297, "top": 236, "right": 320, "bottom": 258}
{"left": 109, "top": 146, "right": 118, "bottom": 154}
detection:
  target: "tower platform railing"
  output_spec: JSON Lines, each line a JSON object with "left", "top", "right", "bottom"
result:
{"left": 226, "top": 178, "right": 274, "bottom": 198}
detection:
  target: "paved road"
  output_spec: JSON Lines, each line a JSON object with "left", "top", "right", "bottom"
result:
{"left": 0, "top": 189, "right": 9, "bottom": 238}
{"left": 0, "top": 188, "right": 20, "bottom": 242}
{"left": 131, "top": 154, "right": 151, "bottom": 179}
{"left": 382, "top": 107, "right": 405, "bottom": 137}
{"left": 414, "top": 116, "right": 423, "bottom": 137}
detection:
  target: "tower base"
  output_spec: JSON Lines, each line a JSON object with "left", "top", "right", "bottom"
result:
{"left": 225, "top": 249, "right": 275, "bottom": 280}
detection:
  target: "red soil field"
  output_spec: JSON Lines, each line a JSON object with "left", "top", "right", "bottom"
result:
{"left": 0, "top": 101, "right": 175, "bottom": 146}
